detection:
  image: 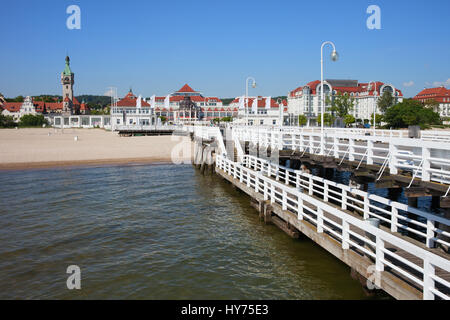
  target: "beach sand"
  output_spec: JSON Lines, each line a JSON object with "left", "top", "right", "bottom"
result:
{"left": 0, "top": 128, "right": 194, "bottom": 170}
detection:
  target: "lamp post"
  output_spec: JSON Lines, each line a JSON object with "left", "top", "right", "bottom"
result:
{"left": 320, "top": 41, "right": 338, "bottom": 154}
{"left": 367, "top": 81, "right": 378, "bottom": 135}
{"left": 277, "top": 98, "right": 284, "bottom": 127}
{"left": 246, "top": 77, "right": 256, "bottom": 126}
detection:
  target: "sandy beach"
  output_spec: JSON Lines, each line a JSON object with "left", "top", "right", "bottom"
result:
{"left": 0, "top": 128, "right": 194, "bottom": 170}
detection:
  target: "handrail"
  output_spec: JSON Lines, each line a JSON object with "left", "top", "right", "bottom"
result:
{"left": 243, "top": 154, "right": 450, "bottom": 249}
{"left": 216, "top": 155, "right": 450, "bottom": 300}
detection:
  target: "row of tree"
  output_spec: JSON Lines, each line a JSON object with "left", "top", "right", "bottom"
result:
{"left": 0, "top": 114, "right": 48, "bottom": 128}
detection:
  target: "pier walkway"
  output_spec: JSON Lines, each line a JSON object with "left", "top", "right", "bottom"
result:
{"left": 188, "top": 125, "right": 450, "bottom": 300}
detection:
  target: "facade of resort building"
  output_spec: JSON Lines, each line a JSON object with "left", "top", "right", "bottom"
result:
{"left": 151, "top": 84, "right": 238, "bottom": 122}
{"left": 110, "top": 89, "right": 157, "bottom": 128}
{"left": 413, "top": 86, "right": 450, "bottom": 117}
{"left": 287, "top": 79, "right": 403, "bottom": 125}
{"left": 229, "top": 96, "right": 288, "bottom": 126}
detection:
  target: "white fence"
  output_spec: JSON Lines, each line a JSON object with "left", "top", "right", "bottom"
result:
{"left": 216, "top": 155, "right": 450, "bottom": 300}
{"left": 243, "top": 155, "right": 450, "bottom": 249}
{"left": 231, "top": 126, "right": 450, "bottom": 185}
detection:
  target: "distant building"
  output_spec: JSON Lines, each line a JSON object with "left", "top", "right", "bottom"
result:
{"left": 2, "top": 96, "right": 37, "bottom": 120}
{"left": 1, "top": 56, "right": 89, "bottom": 120}
{"left": 60, "top": 56, "right": 89, "bottom": 115}
{"left": 287, "top": 80, "right": 403, "bottom": 125}
{"left": 111, "top": 89, "right": 156, "bottom": 127}
{"left": 229, "top": 96, "right": 287, "bottom": 126}
{"left": 413, "top": 86, "right": 450, "bottom": 117}
{"left": 152, "top": 84, "right": 238, "bottom": 122}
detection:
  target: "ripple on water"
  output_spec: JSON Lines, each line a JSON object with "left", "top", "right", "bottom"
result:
{"left": 0, "top": 164, "right": 373, "bottom": 300}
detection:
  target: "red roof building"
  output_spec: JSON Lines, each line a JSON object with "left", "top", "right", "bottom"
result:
{"left": 287, "top": 79, "right": 403, "bottom": 123}
{"left": 413, "top": 87, "right": 450, "bottom": 117}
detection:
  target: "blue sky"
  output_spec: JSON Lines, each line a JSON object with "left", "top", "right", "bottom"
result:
{"left": 1, "top": 0, "right": 449, "bottom": 98}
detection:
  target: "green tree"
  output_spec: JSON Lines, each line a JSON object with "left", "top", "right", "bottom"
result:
{"left": 19, "top": 114, "right": 48, "bottom": 127}
{"left": 377, "top": 91, "right": 394, "bottom": 113}
{"left": 316, "top": 113, "right": 335, "bottom": 127}
{"left": 0, "top": 114, "right": 16, "bottom": 128}
{"left": 327, "top": 92, "right": 354, "bottom": 118}
{"left": 370, "top": 113, "right": 384, "bottom": 127}
{"left": 344, "top": 114, "right": 355, "bottom": 127}
{"left": 159, "top": 116, "right": 167, "bottom": 123}
{"left": 298, "top": 115, "right": 307, "bottom": 126}
{"left": 383, "top": 99, "right": 441, "bottom": 129}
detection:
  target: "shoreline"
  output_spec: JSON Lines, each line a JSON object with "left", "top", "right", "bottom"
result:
{"left": 0, "top": 157, "right": 192, "bottom": 171}
{"left": 0, "top": 128, "right": 194, "bottom": 171}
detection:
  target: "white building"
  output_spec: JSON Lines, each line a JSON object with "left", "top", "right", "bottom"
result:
{"left": 110, "top": 89, "right": 157, "bottom": 128}
{"left": 229, "top": 96, "right": 287, "bottom": 126}
{"left": 413, "top": 86, "right": 450, "bottom": 117}
{"left": 1, "top": 96, "right": 38, "bottom": 121}
{"left": 287, "top": 80, "right": 403, "bottom": 125}
{"left": 152, "top": 84, "right": 238, "bottom": 122}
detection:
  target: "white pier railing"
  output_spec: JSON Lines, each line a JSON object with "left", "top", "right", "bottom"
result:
{"left": 216, "top": 155, "right": 450, "bottom": 300}
{"left": 243, "top": 155, "right": 450, "bottom": 249}
{"left": 231, "top": 126, "right": 450, "bottom": 185}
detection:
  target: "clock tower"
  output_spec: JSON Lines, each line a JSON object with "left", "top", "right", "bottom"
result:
{"left": 61, "top": 56, "right": 75, "bottom": 114}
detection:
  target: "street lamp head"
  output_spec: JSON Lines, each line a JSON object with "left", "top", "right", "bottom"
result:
{"left": 331, "top": 50, "right": 339, "bottom": 62}
{"left": 252, "top": 82, "right": 257, "bottom": 88}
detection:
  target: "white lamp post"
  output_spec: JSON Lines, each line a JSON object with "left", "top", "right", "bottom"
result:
{"left": 246, "top": 77, "right": 256, "bottom": 126}
{"left": 277, "top": 98, "right": 284, "bottom": 127}
{"left": 320, "top": 41, "right": 338, "bottom": 154}
{"left": 367, "top": 81, "right": 378, "bottom": 135}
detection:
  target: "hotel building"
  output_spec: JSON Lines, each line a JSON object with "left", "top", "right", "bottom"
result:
{"left": 152, "top": 84, "right": 238, "bottom": 122}
{"left": 229, "top": 96, "right": 287, "bottom": 126}
{"left": 287, "top": 79, "right": 403, "bottom": 125}
{"left": 413, "top": 86, "right": 450, "bottom": 117}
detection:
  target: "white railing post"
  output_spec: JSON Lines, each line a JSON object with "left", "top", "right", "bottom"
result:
{"left": 282, "top": 190, "right": 287, "bottom": 210}
{"left": 426, "top": 220, "right": 435, "bottom": 248}
{"left": 334, "top": 136, "right": 339, "bottom": 159}
{"left": 391, "top": 206, "right": 398, "bottom": 233}
{"left": 342, "top": 220, "right": 350, "bottom": 249}
{"left": 317, "top": 207, "right": 323, "bottom": 232}
{"left": 349, "top": 138, "right": 355, "bottom": 162}
{"left": 271, "top": 186, "right": 275, "bottom": 204}
{"left": 389, "top": 143, "right": 398, "bottom": 175}
{"left": 309, "top": 176, "right": 314, "bottom": 196}
{"left": 296, "top": 172, "right": 300, "bottom": 189}
{"left": 422, "top": 147, "right": 431, "bottom": 182}
{"left": 341, "top": 189, "right": 347, "bottom": 210}
{"left": 375, "top": 237, "right": 385, "bottom": 272}
{"left": 298, "top": 197, "right": 304, "bottom": 221}
{"left": 264, "top": 180, "right": 268, "bottom": 200}
{"left": 367, "top": 140, "right": 374, "bottom": 165}
{"left": 423, "top": 258, "right": 435, "bottom": 300}
{"left": 364, "top": 197, "right": 370, "bottom": 219}
{"left": 285, "top": 170, "right": 290, "bottom": 185}
{"left": 324, "top": 182, "right": 329, "bottom": 202}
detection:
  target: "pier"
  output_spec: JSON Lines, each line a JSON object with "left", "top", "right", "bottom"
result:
{"left": 189, "top": 125, "right": 450, "bottom": 300}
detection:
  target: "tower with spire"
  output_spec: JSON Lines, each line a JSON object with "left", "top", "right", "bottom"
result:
{"left": 61, "top": 56, "right": 75, "bottom": 114}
